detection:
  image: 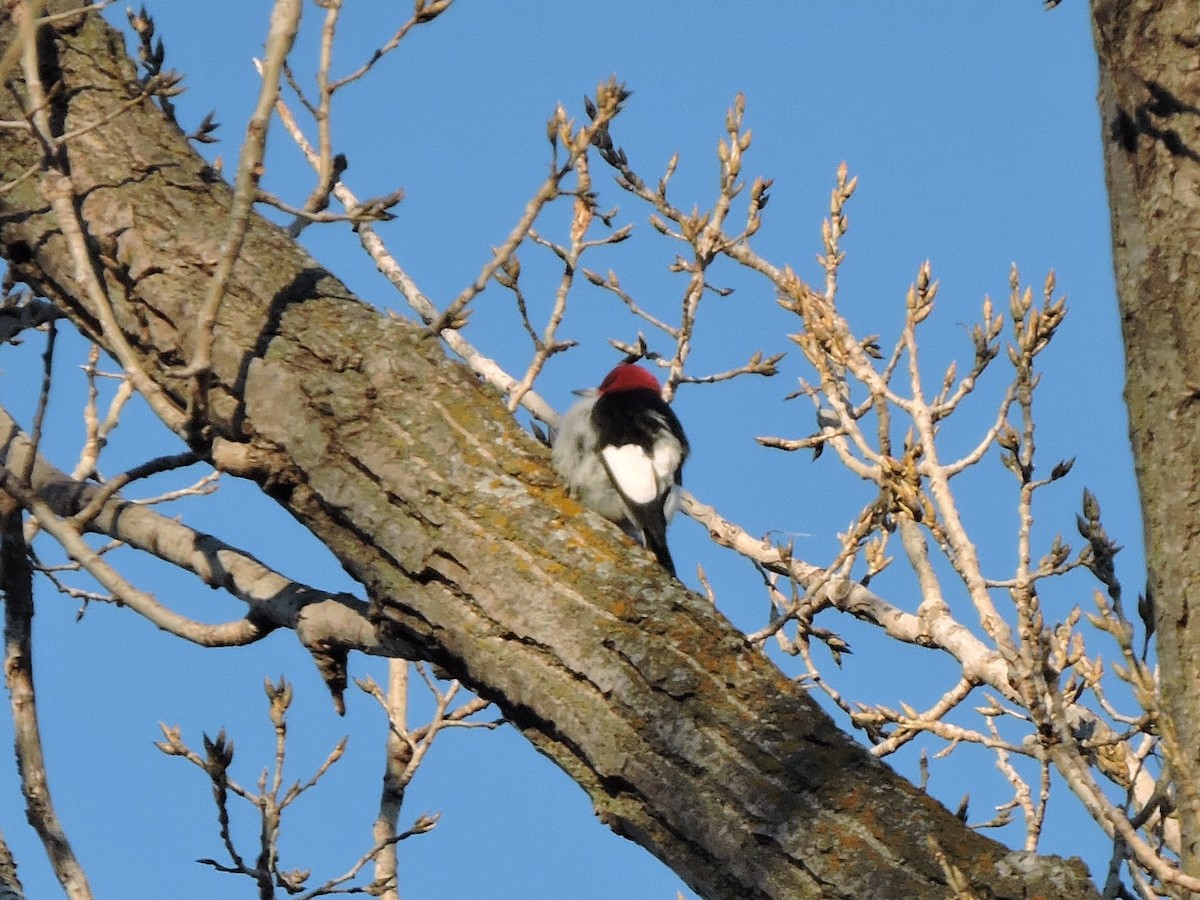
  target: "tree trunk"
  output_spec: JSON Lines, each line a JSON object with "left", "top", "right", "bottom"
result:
{"left": 1091, "top": 0, "right": 1200, "bottom": 887}
{"left": 0, "top": 5, "right": 1097, "bottom": 898}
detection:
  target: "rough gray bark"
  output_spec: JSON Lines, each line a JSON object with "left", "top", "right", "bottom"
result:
{"left": 1092, "top": 0, "right": 1200, "bottom": 886}
{"left": 0, "top": 5, "right": 1098, "bottom": 898}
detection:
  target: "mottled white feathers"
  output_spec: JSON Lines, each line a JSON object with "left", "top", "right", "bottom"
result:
{"left": 552, "top": 394, "right": 629, "bottom": 524}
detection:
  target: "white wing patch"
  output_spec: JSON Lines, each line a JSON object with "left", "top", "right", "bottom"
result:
{"left": 601, "top": 444, "right": 658, "bottom": 505}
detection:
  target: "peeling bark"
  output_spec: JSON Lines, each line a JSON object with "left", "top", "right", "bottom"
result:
{"left": 0, "top": 5, "right": 1099, "bottom": 898}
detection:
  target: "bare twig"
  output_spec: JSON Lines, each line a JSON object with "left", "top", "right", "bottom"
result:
{"left": 268, "top": 80, "right": 560, "bottom": 426}
{"left": 3, "top": 469, "right": 266, "bottom": 647}
{"left": 157, "top": 679, "right": 408, "bottom": 897}
{"left": 178, "top": 0, "right": 302, "bottom": 404}
{"left": 0, "top": 498, "right": 93, "bottom": 900}
{"left": 0, "top": 402, "right": 418, "bottom": 664}
{"left": 372, "top": 660, "right": 407, "bottom": 900}
{"left": 21, "top": 316, "right": 54, "bottom": 484}
{"left": 327, "top": 1, "right": 453, "bottom": 93}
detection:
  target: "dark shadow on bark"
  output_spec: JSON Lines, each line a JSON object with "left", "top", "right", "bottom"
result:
{"left": 229, "top": 265, "right": 331, "bottom": 439}
{"left": 1112, "top": 80, "right": 1200, "bottom": 162}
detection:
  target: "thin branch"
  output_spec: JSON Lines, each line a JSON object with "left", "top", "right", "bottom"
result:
{"left": 3, "top": 469, "right": 265, "bottom": 647}
{"left": 269, "top": 85, "right": 560, "bottom": 427}
{"left": 179, "top": 0, "right": 301, "bottom": 392}
{"left": 68, "top": 451, "right": 201, "bottom": 528}
{"left": 0, "top": 497, "right": 93, "bottom": 900}
{"left": 372, "top": 660, "right": 407, "bottom": 900}
{"left": 430, "top": 169, "right": 571, "bottom": 334}
{"left": 326, "top": 1, "right": 453, "bottom": 92}
{"left": 71, "top": 343, "right": 132, "bottom": 482}
{"left": 869, "top": 677, "right": 978, "bottom": 757}
{"left": 581, "top": 264, "right": 678, "bottom": 336}
{"left": 22, "top": 316, "right": 54, "bottom": 484}
{"left": 0, "top": 402, "right": 417, "bottom": 662}
{"left": 158, "top": 681, "right": 396, "bottom": 898}
{"left": 13, "top": 1, "right": 186, "bottom": 433}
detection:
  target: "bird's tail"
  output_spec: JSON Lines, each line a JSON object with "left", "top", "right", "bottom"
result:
{"left": 643, "top": 529, "right": 676, "bottom": 577}
{"left": 633, "top": 504, "right": 675, "bottom": 577}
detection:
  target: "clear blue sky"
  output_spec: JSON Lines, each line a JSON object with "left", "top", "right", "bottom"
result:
{"left": 0, "top": 2, "right": 1140, "bottom": 898}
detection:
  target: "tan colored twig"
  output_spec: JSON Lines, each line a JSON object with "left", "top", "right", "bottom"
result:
{"left": 355, "top": 664, "right": 495, "bottom": 897}
{"left": 429, "top": 86, "right": 629, "bottom": 336}
{"left": 371, "top": 659, "right": 407, "bottom": 900}
{"left": 268, "top": 79, "right": 560, "bottom": 425}
{"left": 0, "top": 500, "right": 93, "bottom": 900}
{"left": 13, "top": 1, "right": 186, "bottom": 433}
{"left": 3, "top": 470, "right": 265, "bottom": 646}
{"left": 156, "top": 679, "right": 373, "bottom": 897}
{"left": 72, "top": 343, "right": 135, "bottom": 481}
{"left": 503, "top": 155, "right": 629, "bottom": 411}
{"left": 180, "top": 0, "right": 302, "bottom": 404}
{"left": 0, "top": 402, "right": 416, "bottom": 666}
{"left": 868, "top": 677, "right": 978, "bottom": 757}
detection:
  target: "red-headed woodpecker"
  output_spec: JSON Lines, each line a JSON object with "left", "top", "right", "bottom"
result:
{"left": 552, "top": 363, "right": 689, "bottom": 576}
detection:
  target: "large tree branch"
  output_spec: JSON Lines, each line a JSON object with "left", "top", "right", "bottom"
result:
{"left": 1091, "top": 0, "right": 1200, "bottom": 882}
{"left": 0, "top": 6, "right": 1097, "bottom": 898}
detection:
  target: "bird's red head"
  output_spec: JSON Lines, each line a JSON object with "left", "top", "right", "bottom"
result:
{"left": 597, "top": 363, "right": 662, "bottom": 395}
